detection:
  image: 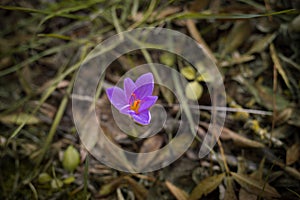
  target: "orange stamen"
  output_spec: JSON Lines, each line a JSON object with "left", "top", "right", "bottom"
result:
{"left": 130, "top": 93, "right": 141, "bottom": 113}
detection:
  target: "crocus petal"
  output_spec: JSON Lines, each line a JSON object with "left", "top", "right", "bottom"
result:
{"left": 131, "top": 110, "right": 151, "bottom": 125}
{"left": 106, "top": 87, "right": 128, "bottom": 111}
{"left": 119, "top": 104, "right": 131, "bottom": 115}
{"left": 124, "top": 77, "right": 136, "bottom": 101}
{"left": 135, "top": 72, "right": 154, "bottom": 88}
{"left": 139, "top": 96, "right": 158, "bottom": 112}
{"left": 131, "top": 83, "right": 154, "bottom": 100}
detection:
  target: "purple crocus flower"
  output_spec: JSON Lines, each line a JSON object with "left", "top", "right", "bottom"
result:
{"left": 106, "top": 73, "right": 158, "bottom": 125}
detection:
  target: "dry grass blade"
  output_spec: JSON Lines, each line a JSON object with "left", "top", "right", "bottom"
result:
{"left": 231, "top": 172, "right": 281, "bottom": 198}
{"left": 0, "top": 42, "right": 78, "bottom": 77}
{"left": 36, "top": 74, "right": 76, "bottom": 165}
{"left": 270, "top": 43, "right": 292, "bottom": 91}
{"left": 200, "top": 122, "right": 265, "bottom": 148}
{"left": 129, "top": 0, "right": 158, "bottom": 30}
{"left": 0, "top": 113, "right": 41, "bottom": 125}
{"left": 221, "top": 126, "right": 265, "bottom": 148}
{"left": 164, "top": 9, "right": 296, "bottom": 21}
{"left": 219, "top": 54, "right": 255, "bottom": 67}
{"left": 186, "top": 19, "right": 217, "bottom": 63}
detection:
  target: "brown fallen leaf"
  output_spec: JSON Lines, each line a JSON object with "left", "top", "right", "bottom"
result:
{"left": 238, "top": 158, "right": 265, "bottom": 200}
{"left": 124, "top": 176, "right": 148, "bottom": 200}
{"left": 219, "top": 54, "right": 255, "bottom": 67}
{"left": 165, "top": 181, "right": 188, "bottom": 200}
{"left": 189, "top": 173, "right": 225, "bottom": 200}
{"left": 273, "top": 159, "right": 300, "bottom": 180}
{"left": 255, "top": 81, "right": 290, "bottom": 111}
{"left": 99, "top": 176, "right": 148, "bottom": 199}
{"left": 224, "top": 177, "right": 238, "bottom": 200}
{"left": 221, "top": 20, "right": 252, "bottom": 57}
{"left": 286, "top": 143, "right": 300, "bottom": 165}
{"left": 289, "top": 107, "right": 300, "bottom": 127}
{"left": 239, "top": 188, "right": 258, "bottom": 200}
{"left": 251, "top": 157, "right": 265, "bottom": 180}
{"left": 274, "top": 107, "right": 293, "bottom": 126}
{"left": 234, "top": 75, "right": 290, "bottom": 111}
{"left": 231, "top": 172, "right": 281, "bottom": 199}
{"left": 246, "top": 33, "right": 276, "bottom": 54}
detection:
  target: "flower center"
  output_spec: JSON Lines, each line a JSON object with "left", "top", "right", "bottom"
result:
{"left": 130, "top": 93, "right": 141, "bottom": 113}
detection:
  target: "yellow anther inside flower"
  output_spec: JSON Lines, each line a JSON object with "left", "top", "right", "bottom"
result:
{"left": 130, "top": 93, "right": 141, "bottom": 113}
{"left": 130, "top": 99, "right": 141, "bottom": 113}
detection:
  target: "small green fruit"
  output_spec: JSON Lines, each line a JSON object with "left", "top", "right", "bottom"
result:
{"left": 160, "top": 52, "right": 176, "bottom": 66}
{"left": 185, "top": 81, "right": 203, "bottom": 100}
{"left": 51, "top": 178, "right": 63, "bottom": 189}
{"left": 38, "top": 172, "right": 52, "bottom": 184}
{"left": 63, "top": 176, "right": 75, "bottom": 184}
{"left": 181, "top": 66, "right": 196, "bottom": 80}
{"left": 62, "top": 145, "right": 80, "bottom": 172}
